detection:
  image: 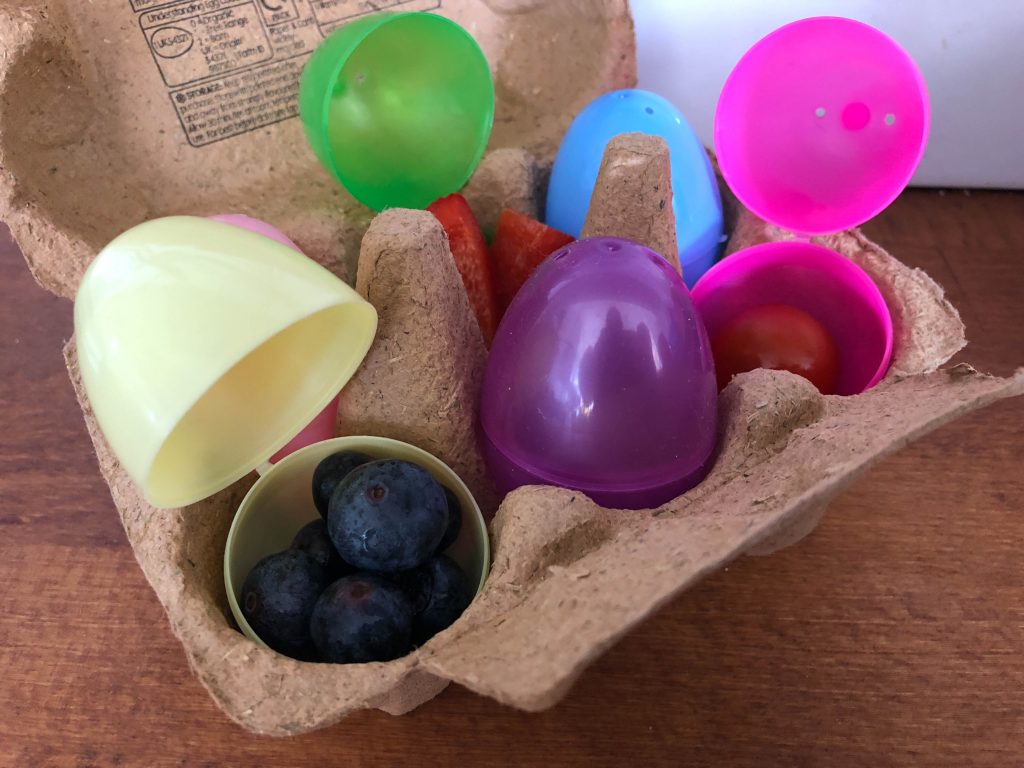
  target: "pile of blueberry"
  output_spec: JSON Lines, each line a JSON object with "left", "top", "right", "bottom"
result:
{"left": 240, "top": 451, "right": 474, "bottom": 663}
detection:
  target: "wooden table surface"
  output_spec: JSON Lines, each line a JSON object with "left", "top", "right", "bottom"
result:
{"left": 2, "top": 191, "right": 1022, "bottom": 768}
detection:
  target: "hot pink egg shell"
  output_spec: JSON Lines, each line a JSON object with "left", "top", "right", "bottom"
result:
{"left": 715, "top": 16, "right": 930, "bottom": 235}
{"left": 691, "top": 241, "right": 894, "bottom": 396}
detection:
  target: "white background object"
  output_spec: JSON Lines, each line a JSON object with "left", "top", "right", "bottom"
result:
{"left": 633, "top": 0, "right": 1024, "bottom": 188}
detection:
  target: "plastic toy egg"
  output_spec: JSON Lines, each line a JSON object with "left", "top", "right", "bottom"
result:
{"left": 210, "top": 214, "right": 341, "bottom": 467}
{"left": 480, "top": 237, "right": 718, "bottom": 510}
{"left": 691, "top": 241, "right": 893, "bottom": 395}
{"left": 715, "top": 16, "right": 929, "bottom": 235}
{"left": 73, "top": 216, "right": 376, "bottom": 508}
{"left": 299, "top": 12, "right": 494, "bottom": 211}
{"left": 546, "top": 89, "right": 724, "bottom": 287}
{"left": 209, "top": 213, "right": 301, "bottom": 251}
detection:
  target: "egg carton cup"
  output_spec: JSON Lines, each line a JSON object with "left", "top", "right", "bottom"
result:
{"left": 4, "top": 1, "right": 1023, "bottom": 738}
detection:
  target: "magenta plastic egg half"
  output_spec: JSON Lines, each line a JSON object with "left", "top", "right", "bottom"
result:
{"left": 714, "top": 16, "right": 929, "bottom": 235}
{"left": 480, "top": 237, "right": 718, "bottom": 510}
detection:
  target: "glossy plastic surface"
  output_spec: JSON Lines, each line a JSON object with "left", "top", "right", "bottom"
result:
{"left": 209, "top": 213, "right": 301, "bottom": 250}
{"left": 546, "top": 89, "right": 724, "bottom": 286}
{"left": 225, "top": 436, "right": 491, "bottom": 651}
{"left": 73, "top": 216, "right": 378, "bottom": 508}
{"left": 480, "top": 237, "right": 718, "bottom": 510}
{"left": 211, "top": 214, "right": 339, "bottom": 465}
{"left": 299, "top": 12, "right": 494, "bottom": 211}
{"left": 691, "top": 241, "right": 893, "bottom": 395}
{"left": 715, "top": 16, "right": 929, "bottom": 235}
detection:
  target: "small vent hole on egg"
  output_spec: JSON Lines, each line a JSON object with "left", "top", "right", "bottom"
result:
{"left": 815, "top": 107, "right": 826, "bottom": 118}
{"left": 645, "top": 107, "right": 654, "bottom": 115}
{"left": 605, "top": 241, "right": 622, "bottom": 252}
{"left": 885, "top": 113, "right": 896, "bottom": 126}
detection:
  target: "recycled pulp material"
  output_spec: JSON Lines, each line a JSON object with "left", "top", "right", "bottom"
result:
{"left": 6, "top": 0, "right": 1024, "bottom": 737}
{"left": 582, "top": 132, "right": 681, "bottom": 274}
{"left": 335, "top": 208, "right": 500, "bottom": 516}
{"left": 0, "top": 0, "right": 635, "bottom": 293}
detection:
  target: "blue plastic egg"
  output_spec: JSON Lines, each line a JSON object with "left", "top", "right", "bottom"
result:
{"left": 546, "top": 89, "right": 724, "bottom": 286}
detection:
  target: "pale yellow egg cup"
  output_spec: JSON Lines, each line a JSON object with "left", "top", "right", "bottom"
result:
{"left": 74, "top": 216, "right": 378, "bottom": 508}
{"left": 224, "top": 436, "right": 491, "bottom": 650}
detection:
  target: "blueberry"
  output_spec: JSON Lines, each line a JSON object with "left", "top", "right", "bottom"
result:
{"left": 240, "top": 550, "right": 328, "bottom": 660}
{"left": 309, "top": 574, "right": 413, "bottom": 663}
{"left": 312, "top": 451, "right": 373, "bottom": 518}
{"left": 327, "top": 460, "right": 448, "bottom": 572}
{"left": 437, "top": 486, "right": 463, "bottom": 553}
{"left": 395, "top": 555, "right": 473, "bottom": 646}
{"left": 290, "top": 519, "right": 354, "bottom": 580}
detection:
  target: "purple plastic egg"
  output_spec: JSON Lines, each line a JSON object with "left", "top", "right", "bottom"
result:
{"left": 480, "top": 237, "right": 718, "bottom": 510}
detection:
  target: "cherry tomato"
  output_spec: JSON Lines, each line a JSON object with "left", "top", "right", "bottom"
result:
{"left": 710, "top": 304, "right": 840, "bottom": 393}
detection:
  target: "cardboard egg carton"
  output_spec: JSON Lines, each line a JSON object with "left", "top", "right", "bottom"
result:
{"left": 3, "top": 0, "right": 1022, "bottom": 737}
